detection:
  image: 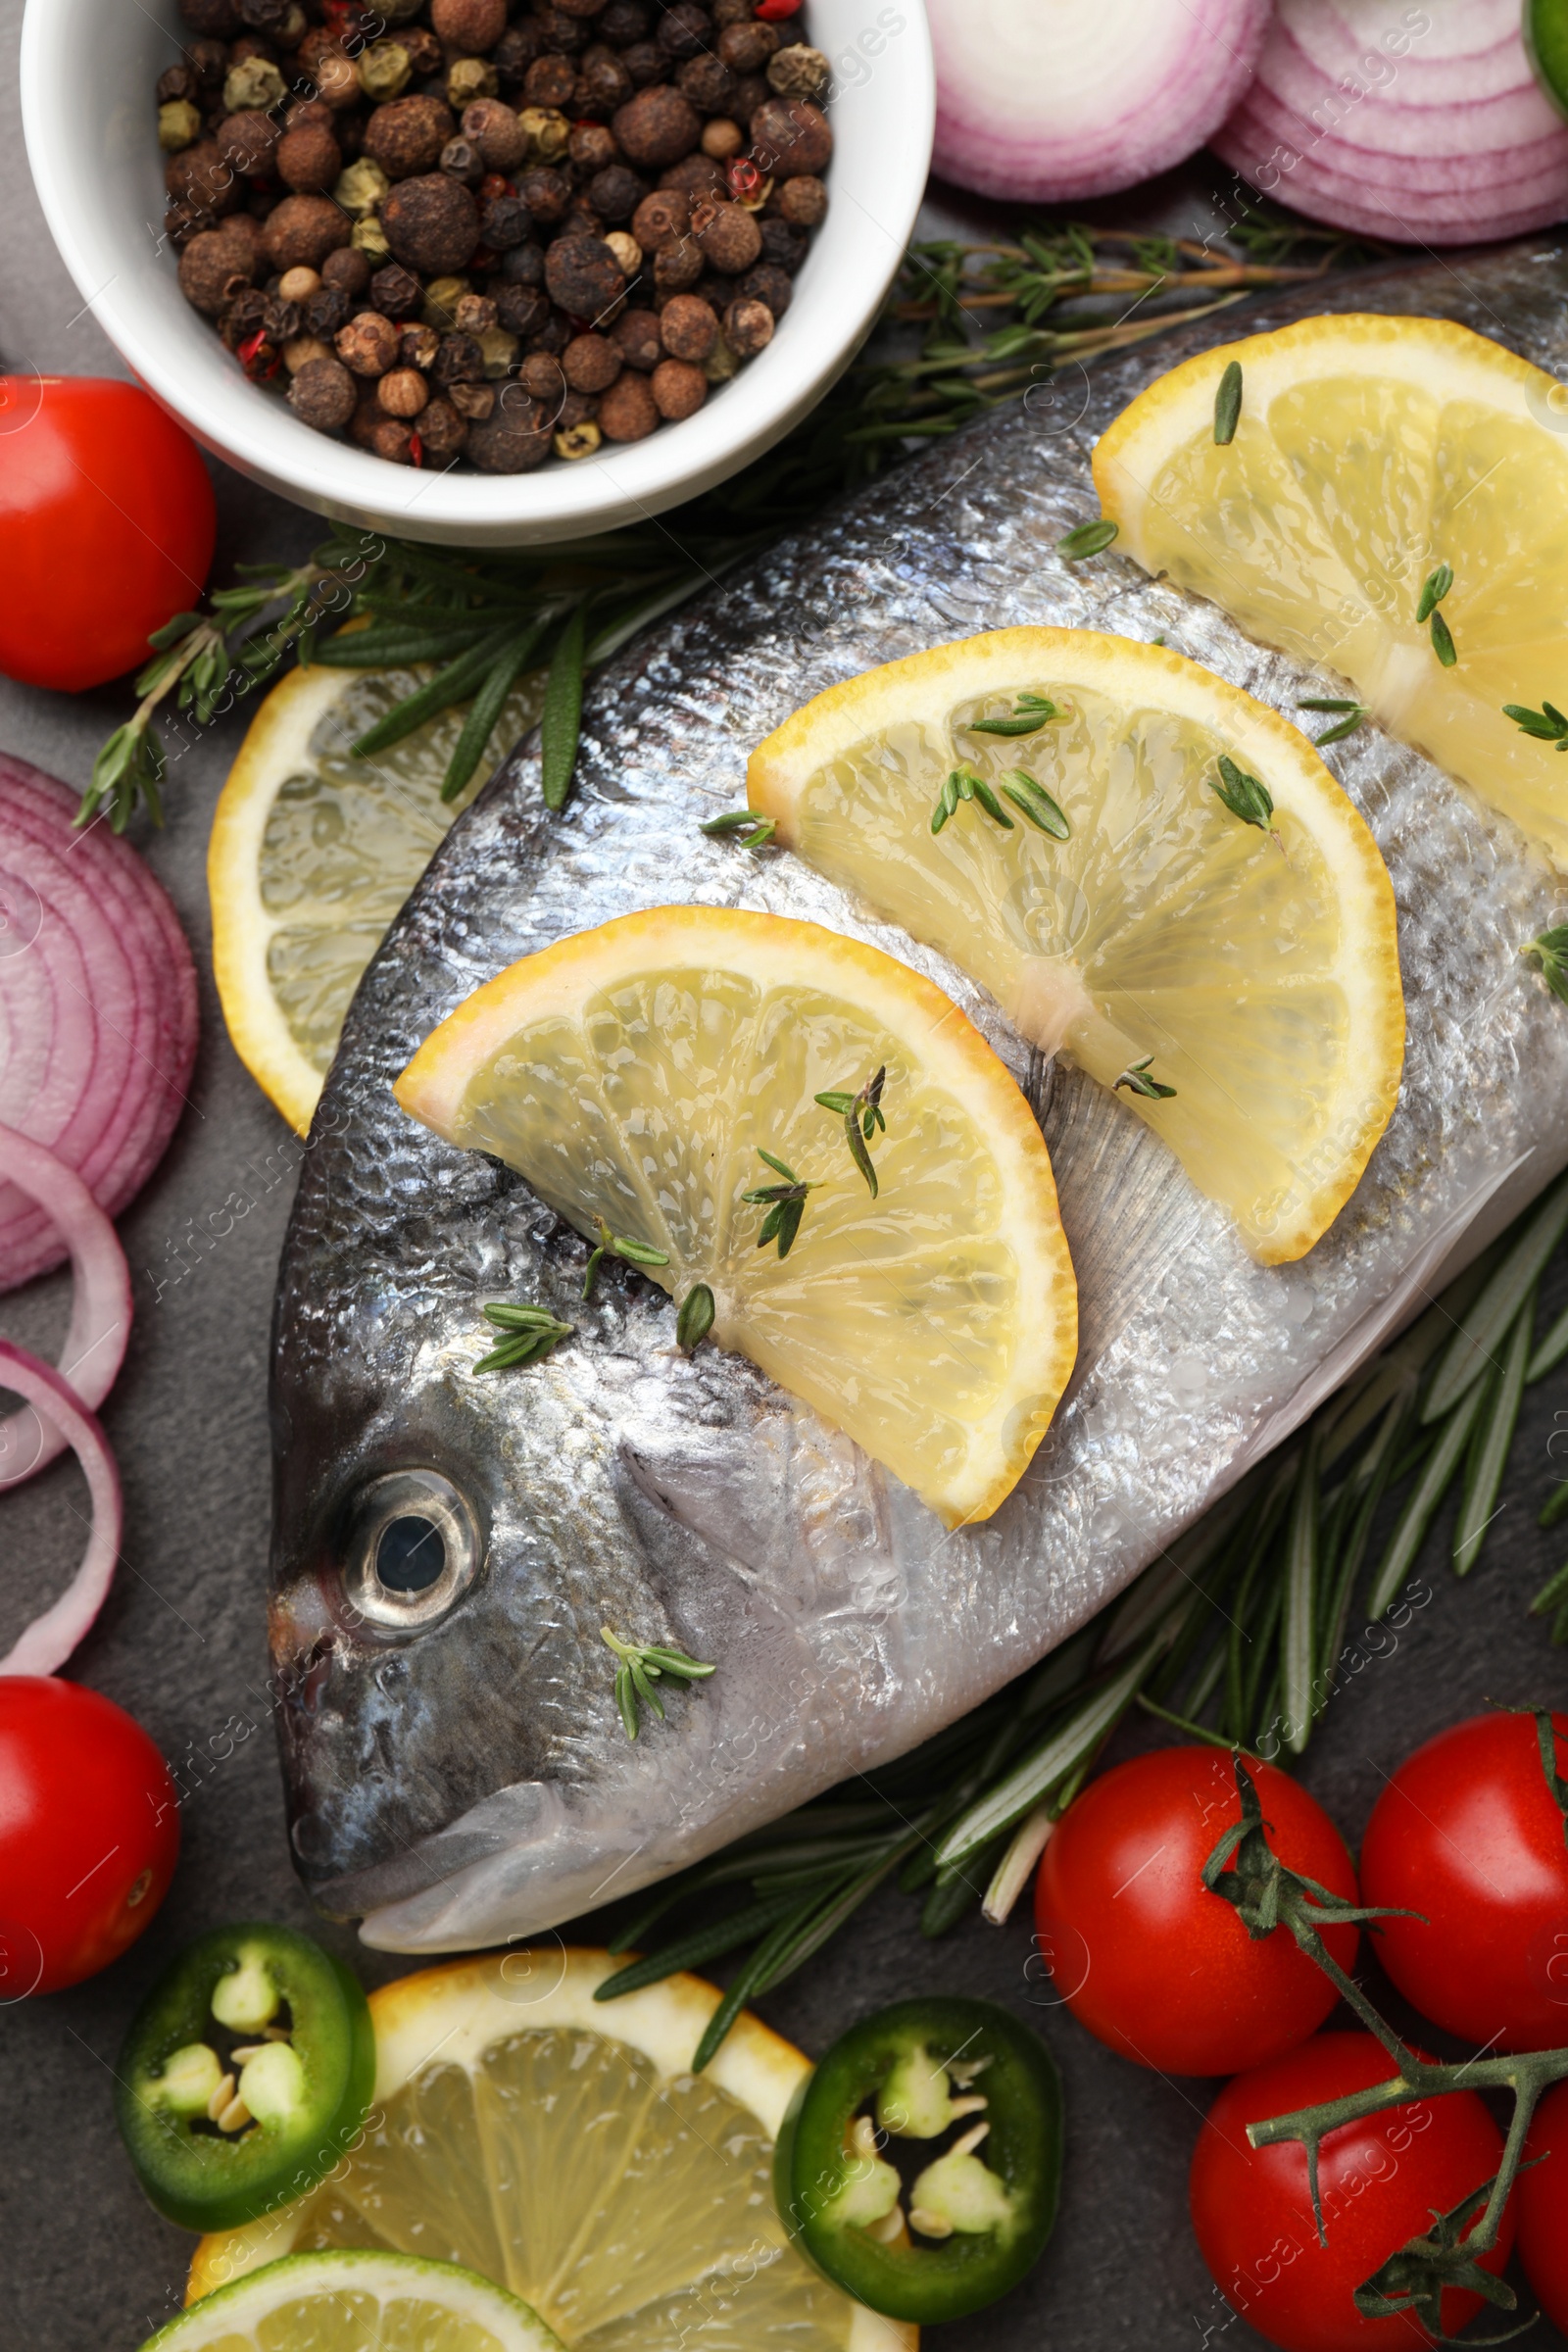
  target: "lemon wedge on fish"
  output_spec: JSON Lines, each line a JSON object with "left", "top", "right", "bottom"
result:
{"left": 395, "top": 906, "right": 1076, "bottom": 1527}
{"left": 1093, "top": 313, "right": 1568, "bottom": 864}
{"left": 144, "top": 2250, "right": 564, "bottom": 2352}
{"left": 747, "top": 628, "right": 1402, "bottom": 1266}
{"left": 209, "top": 657, "right": 543, "bottom": 1136}
{"left": 185, "top": 1950, "right": 913, "bottom": 2352}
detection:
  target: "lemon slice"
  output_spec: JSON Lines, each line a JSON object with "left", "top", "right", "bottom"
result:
{"left": 209, "top": 658, "right": 543, "bottom": 1135}
{"left": 1093, "top": 313, "right": 1568, "bottom": 864}
{"left": 147, "top": 2249, "right": 563, "bottom": 2352}
{"left": 186, "top": 1951, "right": 913, "bottom": 2352}
{"left": 747, "top": 628, "right": 1402, "bottom": 1266}
{"left": 395, "top": 906, "right": 1075, "bottom": 1526}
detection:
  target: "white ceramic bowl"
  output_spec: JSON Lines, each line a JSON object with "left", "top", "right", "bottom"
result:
{"left": 22, "top": 0, "right": 933, "bottom": 545}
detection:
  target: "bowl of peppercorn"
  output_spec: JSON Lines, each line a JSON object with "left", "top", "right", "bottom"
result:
{"left": 22, "top": 0, "right": 933, "bottom": 545}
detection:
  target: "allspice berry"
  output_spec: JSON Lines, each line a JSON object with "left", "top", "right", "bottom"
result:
{"left": 598, "top": 368, "right": 660, "bottom": 440}
{"left": 715, "top": 18, "right": 775, "bottom": 72}
{"left": 676, "top": 54, "right": 737, "bottom": 114}
{"left": 749, "top": 96, "right": 831, "bottom": 176}
{"left": 287, "top": 354, "right": 358, "bottom": 429}
{"left": 651, "top": 356, "right": 707, "bottom": 418}
{"left": 177, "top": 224, "right": 258, "bottom": 316}
{"left": 723, "top": 294, "right": 773, "bottom": 357}
{"left": 777, "top": 172, "right": 826, "bottom": 226}
{"left": 544, "top": 234, "right": 626, "bottom": 318}
{"left": 418, "top": 396, "right": 467, "bottom": 459}
{"left": 766, "top": 43, "right": 829, "bottom": 100}
{"left": 466, "top": 392, "right": 554, "bottom": 469}
{"left": 377, "top": 366, "right": 430, "bottom": 416}
{"left": 321, "top": 245, "right": 371, "bottom": 295}
{"left": 518, "top": 351, "right": 565, "bottom": 403}
{"left": 335, "top": 310, "right": 401, "bottom": 375}
{"left": 524, "top": 54, "right": 578, "bottom": 110}
{"left": 658, "top": 291, "right": 716, "bottom": 362}
{"left": 692, "top": 197, "right": 760, "bottom": 274}
{"left": 610, "top": 307, "right": 662, "bottom": 369}
{"left": 653, "top": 239, "right": 704, "bottom": 295}
{"left": 563, "top": 330, "right": 621, "bottom": 391}
{"left": 737, "top": 260, "right": 792, "bottom": 316}
{"left": 166, "top": 138, "right": 244, "bottom": 214}
{"left": 275, "top": 121, "right": 341, "bottom": 191}
{"left": 431, "top": 0, "right": 506, "bottom": 51}
{"left": 381, "top": 173, "right": 482, "bottom": 274}
{"left": 630, "top": 187, "right": 688, "bottom": 251}
{"left": 365, "top": 95, "right": 455, "bottom": 179}
{"left": 264, "top": 194, "right": 353, "bottom": 272}
{"left": 612, "top": 84, "right": 701, "bottom": 170}
{"left": 461, "top": 97, "right": 528, "bottom": 172}
{"left": 587, "top": 164, "right": 646, "bottom": 222}
{"left": 660, "top": 151, "right": 726, "bottom": 199}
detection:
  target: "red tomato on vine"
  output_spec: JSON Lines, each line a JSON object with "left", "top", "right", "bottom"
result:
{"left": 1518, "top": 2078, "right": 1568, "bottom": 2334}
{"left": 1033, "top": 1746, "right": 1359, "bottom": 2074}
{"left": 1191, "top": 2033, "right": 1514, "bottom": 2352}
{"left": 1358, "top": 1710, "right": 1568, "bottom": 2051}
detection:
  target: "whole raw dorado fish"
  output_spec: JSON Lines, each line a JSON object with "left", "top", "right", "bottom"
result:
{"left": 272, "top": 241, "right": 1568, "bottom": 1952}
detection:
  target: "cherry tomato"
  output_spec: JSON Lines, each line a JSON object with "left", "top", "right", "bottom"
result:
{"left": 1191, "top": 2033, "right": 1514, "bottom": 2352}
{"left": 1358, "top": 1710, "right": 1568, "bottom": 2051}
{"left": 0, "top": 376, "right": 216, "bottom": 693}
{"left": 1518, "top": 2078, "right": 1568, "bottom": 2332}
{"left": 0, "top": 1676, "right": 179, "bottom": 1994}
{"left": 1033, "top": 1746, "right": 1359, "bottom": 2074}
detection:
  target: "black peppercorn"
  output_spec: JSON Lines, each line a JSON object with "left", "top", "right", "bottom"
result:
{"left": 480, "top": 194, "right": 531, "bottom": 249}
{"left": 365, "top": 94, "right": 455, "bottom": 180}
{"left": 736, "top": 258, "right": 792, "bottom": 314}
{"left": 491, "top": 21, "right": 542, "bottom": 86}
{"left": 219, "top": 284, "right": 270, "bottom": 346}
{"left": 598, "top": 0, "right": 649, "bottom": 43}
{"left": 517, "top": 166, "right": 570, "bottom": 222}
{"left": 183, "top": 34, "right": 228, "bottom": 83}
{"left": 545, "top": 233, "right": 626, "bottom": 318}
{"left": 523, "top": 54, "right": 578, "bottom": 108}
{"left": 496, "top": 237, "right": 546, "bottom": 283}
{"left": 613, "top": 83, "right": 701, "bottom": 169}
{"left": 493, "top": 280, "right": 550, "bottom": 336}
{"left": 179, "top": 0, "right": 240, "bottom": 36}
{"left": 262, "top": 292, "right": 302, "bottom": 340}
{"left": 303, "top": 283, "right": 350, "bottom": 336}
{"left": 618, "top": 40, "right": 664, "bottom": 85}
{"left": 657, "top": 3, "right": 710, "bottom": 59}
{"left": 430, "top": 330, "right": 487, "bottom": 384}
{"left": 369, "top": 262, "right": 422, "bottom": 317}
{"left": 157, "top": 62, "right": 199, "bottom": 103}
{"left": 575, "top": 52, "right": 634, "bottom": 115}
{"left": 523, "top": 309, "right": 569, "bottom": 356}
{"left": 533, "top": 5, "right": 591, "bottom": 51}
{"left": 586, "top": 163, "right": 645, "bottom": 221}
{"left": 381, "top": 173, "right": 481, "bottom": 272}
{"left": 466, "top": 392, "right": 553, "bottom": 470}
{"left": 758, "top": 214, "right": 807, "bottom": 272}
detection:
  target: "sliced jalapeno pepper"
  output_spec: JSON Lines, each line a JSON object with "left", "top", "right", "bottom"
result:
{"left": 115, "top": 1923, "right": 375, "bottom": 2231}
{"left": 773, "top": 1996, "right": 1062, "bottom": 2324}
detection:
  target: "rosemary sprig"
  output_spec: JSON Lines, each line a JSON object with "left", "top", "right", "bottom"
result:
{"left": 1210, "top": 751, "right": 1275, "bottom": 833}
{"left": 743, "top": 1151, "right": 819, "bottom": 1258}
{"left": 601, "top": 1626, "right": 715, "bottom": 1741}
{"left": 582, "top": 1215, "right": 671, "bottom": 1300}
{"left": 1114, "top": 1054, "right": 1177, "bottom": 1101}
{"left": 1298, "top": 696, "right": 1369, "bottom": 747}
{"left": 701, "top": 808, "right": 777, "bottom": 848}
{"left": 964, "top": 693, "right": 1058, "bottom": 738}
{"left": 931, "top": 763, "right": 1015, "bottom": 835}
{"left": 472, "top": 1300, "right": 574, "bottom": 1375}
{"left": 814, "top": 1066, "right": 887, "bottom": 1198}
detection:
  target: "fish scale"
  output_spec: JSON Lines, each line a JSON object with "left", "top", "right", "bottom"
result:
{"left": 273, "top": 238, "right": 1568, "bottom": 1953}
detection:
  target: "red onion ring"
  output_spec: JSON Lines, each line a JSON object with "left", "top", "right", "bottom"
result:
{"left": 0, "top": 1339, "right": 122, "bottom": 1675}
{"left": 0, "top": 1123, "right": 131, "bottom": 1488}
{"left": 0, "top": 756, "right": 198, "bottom": 1293}
{"left": 1213, "top": 0, "right": 1568, "bottom": 245}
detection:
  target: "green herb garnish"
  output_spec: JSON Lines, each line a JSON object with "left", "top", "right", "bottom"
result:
{"left": 965, "top": 693, "right": 1058, "bottom": 738}
{"left": 701, "top": 808, "right": 777, "bottom": 847}
{"left": 1213, "top": 359, "right": 1243, "bottom": 445}
{"left": 675, "top": 1283, "right": 715, "bottom": 1351}
{"left": 601, "top": 1626, "right": 715, "bottom": 1741}
{"left": 1114, "top": 1054, "right": 1177, "bottom": 1101}
{"left": 472, "top": 1301, "right": 574, "bottom": 1374}
{"left": 1524, "top": 925, "right": 1568, "bottom": 1004}
{"left": 1210, "top": 752, "right": 1275, "bottom": 832}
{"left": 1298, "top": 696, "right": 1369, "bottom": 747}
{"left": 582, "top": 1216, "right": 672, "bottom": 1300}
{"left": 1505, "top": 700, "right": 1568, "bottom": 750}
{"left": 743, "top": 1151, "right": 820, "bottom": 1258}
{"left": 999, "top": 770, "right": 1070, "bottom": 838}
{"left": 1056, "top": 518, "right": 1119, "bottom": 561}
{"left": 1429, "top": 609, "right": 1457, "bottom": 667}
{"left": 1415, "top": 564, "right": 1456, "bottom": 665}
{"left": 814, "top": 1065, "right": 887, "bottom": 1198}
{"left": 931, "top": 763, "right": 1015, "bottom": 835}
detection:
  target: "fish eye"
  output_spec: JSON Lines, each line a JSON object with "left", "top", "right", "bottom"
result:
{"left": 340, "top": 1470, "right": 481, "bottom": 1632}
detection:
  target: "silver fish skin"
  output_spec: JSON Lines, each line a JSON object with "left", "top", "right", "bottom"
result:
{"left": 272, "top": 239, "right": 1568, "bottom": 1954}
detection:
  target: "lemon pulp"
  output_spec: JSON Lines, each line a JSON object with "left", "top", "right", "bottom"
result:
{"left": 748, "top": 629, "right": 1403, "bottom": 1265}
{"left": 1094, "top": 314, "right": 1568, "bottom": 863}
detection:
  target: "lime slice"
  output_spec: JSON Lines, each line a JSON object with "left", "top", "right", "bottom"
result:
{"left": 145, "top": 2249, "right": 564, "bottom": 2352}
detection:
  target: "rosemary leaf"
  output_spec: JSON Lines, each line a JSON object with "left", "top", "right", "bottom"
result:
{"left": 1540, "top": 1481, "right": 1568, "bottom": 1531}
{"left": 1366, "top": 1380, "right": 1490, "bottom": 1620}
{"left": 1424, "top": 1166, "right": 1568, "bottom": 1420}
{"left": 351, "top": 624, "right": 518, "bottom": 758}
{"left": 592, "top": 1894, "right": 804, "bottom": 2001}
{"left": 1452, "top": 1293, "right": 1534, "bottom": 1576}
{"left": 1281, "top": 1429, "right": 1320, "bottom": 1754}
{"left": 920, "top": 1850, "right": 995, "bottom": 1937}
{"left": 442, "top": 621, "right": 547, "bottom": 804}
{"left": 540, "top": 600, "right": 588, "bottom": 811}
{"left": 1213, "top": 359, "right": 1243, "bottom": 446}
{"left": 1531, "top": 1558, "right": 1568, "bottom": 1619}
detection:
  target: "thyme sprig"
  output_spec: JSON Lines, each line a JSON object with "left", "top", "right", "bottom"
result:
{"left": 743, "top": 1152, "right": 819, "bottom": 1258}
{"left": 1298, "top": 696, "right": 1369, "bottom": 748}
{"left": 582, "top": 1216, "right": 671, "bottom": 1300}
{"left": 701, "top": 808, "right": 777, "bottom": 848}
{"left": 1417, "top": 564, "right": 1457, "bottom": 666}
{"left": 931, "top": 763, "right": 1015, "bottom": 835}
{"left": 815, "top": 1065, "right": 887, "bottom": 1198}
{"left": 1000, "top": 770, "right": 1071, "bottom": 837}
{"left": 1114, "top": 1054, "right": 1177, "bottom": 1101}
{"left": 1505, "top": 699, "right": 1568, "bottom": 750}
{"left": 472, "top": 1301, "right": 574, "bottom": 1375}
{"left": 1211, "top": 752, "right": 1276, "bottom": 833}
{"left": 601, "top": 1626, "right": 715, "bottom": 1742}
{"left": 1209, "top": 1741, "right": 1568, "bottom": 2336}
{"left": 1213, "top": 359, "right": 1244, "bottom": 446}
{"left": 675, "top": 1284, "right": 715, "bottom": 1352}
{"left": 964, "top": 693, "right": 1059, "bottom": 738}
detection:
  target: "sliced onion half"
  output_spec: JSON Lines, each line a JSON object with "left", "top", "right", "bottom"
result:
{"left": 1213, "top": 0, "right": 1568, "bottom": 244}
{"left": 0, "top": 1123, "right": 132, "bottom": 1488}
{"left": 0, "top": 1339, "right": 122, "bottom": 1675}
{"left": 0, "top": 754, "right": 198, "bottom": 1295}
{"left": 929, "top": 0, "right": 1272, "bottom": 202}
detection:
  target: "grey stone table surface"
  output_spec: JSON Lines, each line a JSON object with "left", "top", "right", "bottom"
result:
{"left": 2, "top": 1, "right": 1567, "bottom": 2340}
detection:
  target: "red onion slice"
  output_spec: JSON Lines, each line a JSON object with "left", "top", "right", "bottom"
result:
{"left": 0, "top": 1123, "right": 132, "bottom": 1488}
{"left": 0, "top": 1339, "right": 122, "bottom": 1675}
{"left": 1213, "top": 0, "right": 1568, "bottom": 245}
{"left": 930, "top": 0, "right": 1271, "bottom": 202}
{"left": 0, "top": 757, "right": 198, "bottom": 1293}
